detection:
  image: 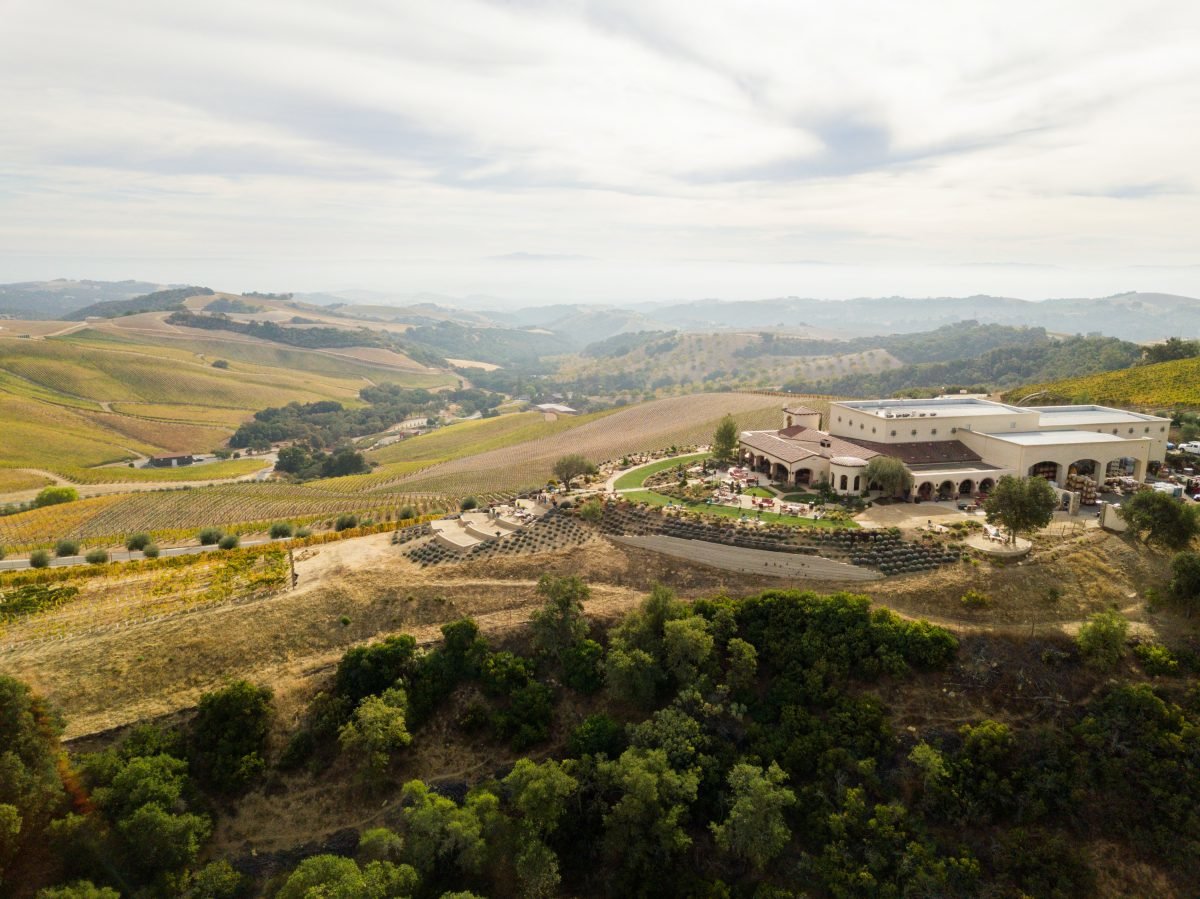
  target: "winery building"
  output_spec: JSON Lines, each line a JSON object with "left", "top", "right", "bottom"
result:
{"left": 739, "top": 398, "right": 1169, "bottom": 500}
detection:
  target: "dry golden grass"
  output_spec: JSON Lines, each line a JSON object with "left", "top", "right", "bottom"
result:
{"left": 0, "top": 469, "right": 52, "bottom": 494}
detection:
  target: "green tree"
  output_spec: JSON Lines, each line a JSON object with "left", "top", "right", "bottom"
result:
{"left": 712, "top": 414, "right": 739, "bottom": 463}
{"left": 1077, "top": 610, "right": 1128, "bottom": 670}
{"left": 596, "top": 748, "right": 700, "bottom": 885}
{"left": 189, "top": 680, "right": 273, "bottom": 793}
{"left": 339, "top": 687, "right": 413, "bottom": 777}
{"left": 184, "top": 859, "right": 245, "bottom": 898}
{"left": 1170, "top": 550, "right": 1200, "bottom": 614}
{"left": 1120, "top": 490, "right": 1200, "bottom": 549}
{"left": 604, "top": 647, "right": 661, "bottom": 708}
{"left": 0, "top": 677, "right": 66, "bottom": 885}
{"left": 276, "top": 854, "right": 417, "bottom": 899}
{"left": 118, "top": 802, "right": 212, "bottom": 878}
{"left": 725, "top": 637, "right": 758, "bottom": 695}
{"left": 399, "top": 781, "right": 487, "bottom": 877}
{"left": 863, "top": 455, "right": 914, "bottom": 498}
{"left": 551, "top": 454, "right": 597, "bottom": 491}
{"left": 514, "top": 835, "right": 560, "bottom": 899}
{"left": 1141, "top": 336, "right": 1200, "bottom": 365}
{"left": 529, "top": 574, "right": 590, "bottom": 661}
{"left": 710, "top": 762, "right": 796, "bottom": 872}
{"left": 335, "top": 634, "right": 418, "bottom": 706}
{"left": 36, "top": 883, "right": 121, "bottom": 899}
{"left": 662, "top": 616, "right": 713, "bottom": 684}
{"left": 983, "top": 475, "right": 1058, "bottom": 544}
{"left": 502, "top": 758, "right": 578, "bottom": 836}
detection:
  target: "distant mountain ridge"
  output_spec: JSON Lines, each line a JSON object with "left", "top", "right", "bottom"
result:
{"left": 5, "top": 281, "right": 1200, "bottom": 342}
{"left": 634, "top": 292, "right": 1200, "bottom": 341}
{"left": 0, "top": 279, "right": 166, "bottom": 319}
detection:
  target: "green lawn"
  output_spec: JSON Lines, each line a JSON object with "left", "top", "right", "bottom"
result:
{"left": 743, "top": 486, "right": 774, "bottom": 498}
{"left": 613, "top": 452, "right": 712, "bottom": 490}
{"left": 621, "top": 489, "right": 855, "bottom": 529}
{"left": 782, "top": 492, "right": 821, "bottom": 503}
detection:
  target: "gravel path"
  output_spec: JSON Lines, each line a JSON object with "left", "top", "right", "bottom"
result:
{"left": 612, "top": 535, "right": 881, "bottom": 581}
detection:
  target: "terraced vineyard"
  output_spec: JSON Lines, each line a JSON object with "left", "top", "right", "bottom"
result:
{"left": 1004, "top": 355, "right": 1200, "bottom": 410}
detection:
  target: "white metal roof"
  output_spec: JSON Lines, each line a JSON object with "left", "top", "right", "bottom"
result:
{"left": 988, "top": 430, "right": 1137, "bottom": 447}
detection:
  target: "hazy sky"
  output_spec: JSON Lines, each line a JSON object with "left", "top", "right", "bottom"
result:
{"left": 2, "top": 1, "right": 1199, "bottom": 304}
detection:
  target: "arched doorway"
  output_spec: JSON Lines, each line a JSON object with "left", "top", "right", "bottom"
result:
{"left": 917, "top": 482, "right": 933, "bottom": 501}
{"left": 979, "top": 478, "right": 995, "bottom": 494}
{"left": 938, "top": 480, "right": 955, "bottom": 500}
{"left": 1029, "top": 461, "right": 1059, "bottom": 483}
{"left": 958, "top": 479, "right": 974, "bottom": 496}
{"left": 795, "top": 468, "right": 812, "bottom": 486}
{"left": 1105, "top": 457, "right": 1137, "bottom": 481}
{"left": 772, "top": 462, "right": 788, "bottom": 482}
{"left": 839, "top": 474, "right": 848, "bottom": 491}
{"left": 1068, "top": 459, "right": 1100, "bottom": 481}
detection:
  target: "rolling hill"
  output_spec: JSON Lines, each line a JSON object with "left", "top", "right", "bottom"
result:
{"left": 1002, "top": 355, "right": 1200, "bottom": 410}
{"left": 0, "top": 315, "right": 459, "bottom": 479}
{"left": 0, "top": 278, "right": 166, "bottom": 318}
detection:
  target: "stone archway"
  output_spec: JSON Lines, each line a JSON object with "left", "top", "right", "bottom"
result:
{"left": 772, "top": 462, "right": 789, "bottom": 482}
{"left": 1029, "top": 461, "right": 1060, "bottom": 483}
{"left": 795, "top": 468, "right": 813, "bottom": 486}
{"left": 938, "top": 480, "right": 955, "bottom": 499}
{"left": 958, "top": 479, "right": 974, "bottom": 496}
{"left": 979, "top": 478, "right": 995, "bottom": 494}
{"left": 917, "top": 481, "right": 934, "bottom": 500}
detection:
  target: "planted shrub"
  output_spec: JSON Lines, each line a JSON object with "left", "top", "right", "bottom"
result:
{"left": 398, "top": 505, "right": 416, "bottom": 520}
{"left": 961, "top": 589, "right": 990, "bottom": 609}
{"left": 334, "top": 514, "right": 358, "bottom": 531}
{"left": 269, "top": 522, "right": 295, "bottom": 539}
{"left": 142, "top": 544, "right": 160, "bottom": 559}
{"left": 55, "top": 539, "right": 80, "bottom": 558}
{"left": 85, "top": 548, "right": 109, "bottom": 565}
{"left": 218, "top": 534, "right": 240, "bottom": 550}
{"left": 198, "top": 527, "right": 224, "bottom": 545}
{"left": 295, "top": 526, "right": 312, "bottom": 538}
{"left": 460, "top": 496, "right": 479, "bottom": 512}
{"left": 29, "top": 549, "right": 51, "bottom": 569}
{"left": 126, "top": 532, "right": 152, "bottom": 551}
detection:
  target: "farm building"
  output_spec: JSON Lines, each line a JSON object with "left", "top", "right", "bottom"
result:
{"left": 148, "top": 453, "right": 195, "bottom": 468}
{"left": 740, "top": 397, "right": 1169, "bottom": 500}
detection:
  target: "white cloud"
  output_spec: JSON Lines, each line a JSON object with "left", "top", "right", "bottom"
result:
{"left": 0, "top": 0, "right": 1198, "bottom": 301}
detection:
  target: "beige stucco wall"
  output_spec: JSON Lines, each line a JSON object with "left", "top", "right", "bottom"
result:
{"left": 957, "top": 431, "right": 1151, "bottom": 485}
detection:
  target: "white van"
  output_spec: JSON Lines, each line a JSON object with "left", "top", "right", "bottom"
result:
{"left": 1179, "top": 442, "right": 1200, "bottom": 455}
